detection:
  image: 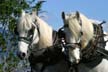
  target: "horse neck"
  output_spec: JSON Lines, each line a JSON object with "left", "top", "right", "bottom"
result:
{"left": 36, "top": 16, "right": 53, "bottom": 48}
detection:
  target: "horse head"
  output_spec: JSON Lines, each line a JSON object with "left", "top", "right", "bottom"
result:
{"left": 16, "top": 10, "right": 40, "bottom": 59}
{"left": 15, "top": 10, "right": 53, "bottom": 60}
{"left": 61, "top": 11, "right": 94, "bottom": 64}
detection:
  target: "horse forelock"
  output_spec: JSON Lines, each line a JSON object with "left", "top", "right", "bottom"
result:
{"left": 34, "top": 16, "right": 53, "bottom": 48}
{"left": 17, "top": 13, "right": 33, "bottom": 33}
{"left": 65, "top": 13, "right": 82, "bottom": 42}
{"left": 65, "top": 12, "right": 94, "bottom": 49}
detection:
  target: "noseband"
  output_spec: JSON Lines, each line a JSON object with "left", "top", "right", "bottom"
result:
{"left": 19, "top": 24, "right": 39, "bottom": 43}
{"left": 14, "top": 21, "right": 40, "bottom": 55}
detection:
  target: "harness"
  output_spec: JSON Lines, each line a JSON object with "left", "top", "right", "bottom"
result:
{"left": 15, "top": 19, "right": 63, "bottom": 58}
{"left": 18, "top": 24, "right": 40, "bottom": 45}
{"left": 81, "top": 21, "right": 107, "bottom": 63}
{"left": 58, "top": 18, "right": 83, "bottom": 60}
{"left": 58, "top": 20, "right": 108, "bottom": 71}
{"left": 59, "top": 20, "right": 108, "bottom": 62}
{"left": 29, "top": 30, "right": 66, "bottom": 72}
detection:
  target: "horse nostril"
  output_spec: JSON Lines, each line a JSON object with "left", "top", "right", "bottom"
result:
{"left": 22, "top": 52, "right": 26, "bottom": 57}
{"left": 17, "top": 52, "right": 26, "bottom": 59}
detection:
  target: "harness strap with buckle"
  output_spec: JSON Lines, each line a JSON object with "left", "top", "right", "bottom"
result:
{"left": 81, "top": 21, "right": 108, "bottom": 63}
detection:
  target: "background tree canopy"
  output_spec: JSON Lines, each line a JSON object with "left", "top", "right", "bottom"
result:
{"left": 0, "top": 0, "right": 45, "bottom": 71}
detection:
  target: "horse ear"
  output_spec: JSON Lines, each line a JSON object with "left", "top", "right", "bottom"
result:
{"left": 32, "top": 10, "right": 37, "bottom": 16}
{"left": 76, "top": 11, "right": 80, "bottom": 20}
{"left": 21, "top": 10, "right": 25, "bottom": 17}
{"left": 31, "top": 10, "right": 38, "bottom": 21}
{"left": 62, "top": 11, "right": 65, "bottom": 20}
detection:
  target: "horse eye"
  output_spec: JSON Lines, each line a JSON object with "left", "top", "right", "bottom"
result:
{"left": 80, "top": 31, "right": 83, "bottom": 35}
{"left": 28, "top": 28, "right": 34, "bottom": 35}
{"left": 28, "top": 26, "right": 35, "bottom": 35}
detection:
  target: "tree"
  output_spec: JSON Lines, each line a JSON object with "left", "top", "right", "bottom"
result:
{"left": 0, "top": 0, "right": 45, "bottom": 71}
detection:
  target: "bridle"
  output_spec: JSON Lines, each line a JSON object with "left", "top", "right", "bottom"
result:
{"left": 62, "top": 19, "right": 108, "bottom": 64}
{"left": 18, "top": 25, "right": 35, "bottom": 44}
{"left": 59, "top": 17, "right": 83, "bottom": 54}
{"left": 58, "top": 14, "right": 85, "bottom": 72}
{"left": 15, "top": 22, "right": 40, "bottom": 51}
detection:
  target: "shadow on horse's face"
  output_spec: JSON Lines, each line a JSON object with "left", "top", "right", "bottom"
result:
{"left": 16, "top": 10, "right": 39, "bottom": 59}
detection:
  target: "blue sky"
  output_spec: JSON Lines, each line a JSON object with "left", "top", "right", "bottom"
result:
{"left": 41, "top": 0, "right": 108, "bottom": 30}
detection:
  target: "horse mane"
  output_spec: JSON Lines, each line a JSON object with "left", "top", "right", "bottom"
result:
{"left": 66, "top": 12, "right": 94, "bottom": 49}
{"left": 17, "top": 11, "right": 33, "bottom": 33}
{"left": 34, "top": 15, "right": 53, "bottom": 49}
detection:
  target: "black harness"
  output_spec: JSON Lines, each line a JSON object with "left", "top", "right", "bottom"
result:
{"left": 15, "top": 24, "right": 40, "bottom": 45}
{"left": 58, "top": 20, "right": 108, "bottom": 72}
{"left": 58, "top": 20, "right": 108, "bottom": 62}
{"left": 29, "top": 30, "right": 66, "bottom": 72}
{"left": 81, "top": 21, "right": 108, "bottom": 63}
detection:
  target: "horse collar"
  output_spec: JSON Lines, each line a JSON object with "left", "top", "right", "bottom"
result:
{"left": 81, "top": 21, "right": 106, "bottom": 62}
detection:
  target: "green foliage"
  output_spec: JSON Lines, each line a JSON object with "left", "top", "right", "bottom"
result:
{"left": 0, "top": 0, "right": 45, "bottom": 71}
{"left": 33, "top": 1, "right": 46, "bottom": 14}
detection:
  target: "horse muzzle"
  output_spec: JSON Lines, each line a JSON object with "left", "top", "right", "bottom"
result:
{"left": 17, "top": 51, "right": 28, "bottom": 59}
{"left": 76, "top": 59, "right": 80, "bottom": 64}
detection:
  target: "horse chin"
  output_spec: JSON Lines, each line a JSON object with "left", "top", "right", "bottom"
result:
{"left": 70, "top": 60, "right": 80, "bottom": 64}
{"left": 69, "top": 57, "right": 80, "bottom": 64}
{"left": 76, "top": 59, "right": 80, "bottom": 64}
{"left": 69, "top": 57, "right": 75, "bottom": 64}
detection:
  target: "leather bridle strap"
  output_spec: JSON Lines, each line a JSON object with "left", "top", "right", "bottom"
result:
{"left": 18, "top": 37, "right": 30, "bottom": 44}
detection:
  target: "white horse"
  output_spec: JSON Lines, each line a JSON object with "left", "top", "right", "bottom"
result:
{"left": 16, "top": 10, "right": 69, "bottom": 72}
{"left": 61, "top": 11, "right": 108, "bottom": 72}
{"left": 17, "top": 10, "right": 53, "bottom": 58}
